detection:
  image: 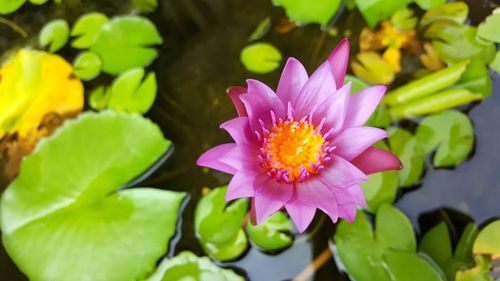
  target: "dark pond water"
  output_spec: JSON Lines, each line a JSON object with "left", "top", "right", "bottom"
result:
{"left": 0, "top": 0, "right": 499, "bottom": 280}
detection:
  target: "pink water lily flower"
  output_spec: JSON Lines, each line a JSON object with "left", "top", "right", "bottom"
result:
{"left": 197, "top": 39, "right": 402, "bottom": 232}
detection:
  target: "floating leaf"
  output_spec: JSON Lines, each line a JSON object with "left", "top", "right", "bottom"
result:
{"left": 383, "top": 251, "right": 443, "bottom": 281}
{"left": 240, "top": 42, "right": 282, "bottom": 74}
{"left": 107, "top": 68, "right": 157, "bottom": 114}
{"left": 39, "top": 19, "right": 70, "bottom": 53}
{"left": 132, "top": 0, "right": 158, "bottom": 13}
{"left": 456, "top": 256, "right": 493, "bottom": 281}
{"left": 88, "top": 86, "right": 110, "bottom": 111}
{"left": 490, "top": 51, "right": 500, "bottom": 74}
{"left": 29, "top": 0, "right": 49, "bottom": 4}
{"left": 0, "top": 49, "right": 83, "bottom": 139}
{"left": 415, "top": 110, "right": 474, "bottom": 167}
{"left": 334, "top": 204, "right": 436, "bottom": 281}
{"left": 477, "top": 9, "right": 500, "bottom": 43}
{"left": 90, "top": 16, "right": 162, "bottom": 75}
{"left": 415, "top": 0, "right": 446, "bottom": 11}
{"left": 391, "top": 8, "right": 417, "bottom": 31}
{"left": 71, "top": 12, "right": 109, "bottom": 49}
{"left": 351, "top": 51, "right": 397, "bottom": 84}
{"left": 420, "top": 2, "right": 469, "bottom": 27}
{"left": 249, "top": 17, "right": 271, "bottom": 42}
{"left": 271, "top": 0, "right": 342, "bottom": 26}
{"left": 473, "top": 220, "right": 500, "bottom": 259}
{"left": 73, "top": 51, "right": 102, "bottom": 81}
{"left": 453, "top": 59, "right": 492, "bottom": 98}
{"left": 246, "top": 211, "right": 293, "bottom": 252}
{"left": 146, "top": 251, "right": 244, "bottom": 281}
{"left": 195, "top": 186, "right": 248, "bottom": 261}
{"left": 354, "top": 0, "right": 412, "bottom": 28}
{"left": 0, "top": 111, "right": 186, "bottom": 281}
{"left": 388, "top": 128, "right": 425, "bottom": 187}
{"left": 0, "top": 0, "right": 25, "bottom": 15}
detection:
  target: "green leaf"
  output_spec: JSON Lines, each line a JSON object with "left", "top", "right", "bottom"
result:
{"left": 354, "top": 0, "right": 412, "bottom": 28}
{"left": 473, "top": 220, "right": 500, "bottom": 258}
{"left": 272, "top": 0, "right": 341, "bottom": 26}
{"left": 240, "top": 42, "right": 282, "bottom": 74}
{"left": 0, "top": 0, "right": 25, "bottom": 15}
{"left": 29, "top": 0, "right": 49, "bottom": 4}
{"left": 39, "top": 19, "right": 70, "bottom": 53}
{"left": 246, "top": 211, "right": 293, "bottom": 252}
{"left": 416, "top": 110, "right": 474, "bottom": 167}
{"left": 420, "top": 2, "right": 469, "bottom": 27}
{"left": 0, "top": 111, "right": 186, "bottom": 281}
{"left": 334, "top": 205, "right": 421, "bottom": 281}
{"left": 453, "top": 59, "right": 492, "bottom": 98}
{"left": 345, "top": 74, "right": 369, "bottom": 93}
{"left": 147, "top": 251, "right": 244, "bottom": 281}
{"left": 73, "top": 51, "right": 102, "bottom": 81}
{"left": 249, "top": 17, "right": 271, "bottom": 42}
{"left": 132, "top": 0, "right": 158, "bottom": 13}
{"left": 71, "top": 12, "right": 109, "bottom": 49}
{"left": 415, "top": 0, "right": 446, "bottom": 10}
{"left": 90, "top": 16, "right": 162, "bottom": 75}
{"left": 477, "top": 8, "right": 500, "bottom": 43}
{"left": 456, "top": 256, "right": 493, "bottom": 281}
{"left": 391, "top": 8, "right": 417, "bottom": 31}
{"left": 388, "top": 128, "right": 425, "bottom": 187}
{"left": 488, "top": 51, "right": 500, "bottom": 74}
{"left": 89, "top": 86, "right": 111, "bottom": 111}
{"left": 383, "top": 251, "right": 443, "bottom": 281}
{"left": 195, "top": 187, "right": 248, "bottom": 261}
{"left": 108, "top": 68, "right": 157, "bottom": 114}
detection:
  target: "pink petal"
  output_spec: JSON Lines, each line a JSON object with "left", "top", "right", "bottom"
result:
{"left": 285, "top": 192, "right": 316, "bottom": 233}
{"left": 220, "top": 117, "right": 258, "bottom": 145}
{"left": 331, "top": 127, "right": 389, "bottom": 161}
{"left": 327, "top": 38, "right": 350, "bottom": 89}
{"left": 218, "top": 143, "right": 259, "bottom": 171}
{"left": 346, "top": 184, "right": 367, "bottom": 208}
{"left": 276, "top": 57, "right": 309, "bottom": 106}
{"left": 351, "top": 147, "right": 403, "bottom": 175}
{"left": 328, "top": 186, "right": 358, "bottom": 222}
{"left": 318, "top": 154, "right": 368, "bottom": 188}
{"left": 241, "top": 80, "right": 285, "bottom": 132}
{"left": 296, "top": 177, "right": 339, "bottom": 224}
{"left": 344, "top": 85, "right": 386, "bottom": 128}
{"left": 227, "top": 86, "right": 247, "bottom": 117}
{"left": 226, "top": 169, "right": 260, "bottom": 201}
{"left": 247, "top": 79, "right": 286, "bottom": 117}
{"left": 253, "top": 176, "right": 293, "bottom": 224}
{"left": 196, "top": 144, "right": 238, "bottom": 174}
{"left": 293, "top": 62, "right": 337, "bottom": 118}
{"left": 314, "top": 82, "right": 351, "bottom": 135}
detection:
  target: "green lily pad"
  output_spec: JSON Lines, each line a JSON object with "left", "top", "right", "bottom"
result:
{"left": 391, "top": 8, "right": 418, "bottom": 31}
{"left": 71, "top": 12, "right": 109, "bottom": 49}
{"left": 473, "top": 220, "right": 500, "bottom": 258}
{"left": 415, "top": 0, "right": 446, "bottom": 10}
{"left": 0, "top": 0, "right": 25, "bottom": 15}
{"left": 240, "top": 42, "right": 282, "bottom": 74}
{"left": 246, "top": 211, "right": 293, "bottom": 252}
{"left": 108, "top": 68, "right": 157, "bottom": 114}
{"left": 456, "top": 256, "right": 493, "bottom": 281}
{"left": 420, "top": 2, "right": 469, "bottom": 27}
{"left": 132, "top": 0, "right": 158, "bottom": 13}
{"left": 453, "top": 59, "right": 492, "bottom": 98}
{"left": 416, "top": 110, "right": 474, "bottom": 168}
{"left": 39, "top": 19, "right": 70, "bottom": 53}
{"left": 334, "top": 204, "right": 436, "bottom": 281}
{"left": 90, "top": 16, "right": 162, "bottom": 75}
{"left": 0, "top": 111, "right": 186, "bottom": 281}
{"left": 73, "top": 51, "right": 102, "bottom": 81}
{"left": 477, "top": 9, "right": 500, "bottom": 43}
{"left": 89, "top": 86, "right": 111, "bottom": 111}
{"left": 490, "top": 51, "right": 500, "bottom": 74}
{"left": 383, "top": 251, "right": 443, "bottom": 281}
{"left": 195, "top": 186, "right": 248, "bottom": 261}
{"left": 147, "top": 251, "right": 244, "bottom": 281}
{"left": 29, "top": 0, "right": 49, "bottom": 4}
{"left": 388, "top": 128, "right": 425, "bottom": 187}
{"left": 271, "top": 0, "right": 342, "bottom": 27}
{"left": 354, "top": 0, "right": 412, "bottom": 28}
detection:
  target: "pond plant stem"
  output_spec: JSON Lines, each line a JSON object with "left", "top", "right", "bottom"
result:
{"left": 0, "top": 17, "right": 28, "bottom": 38}
{"left": 293, "top": 248, "right": 333, "bottom": 281}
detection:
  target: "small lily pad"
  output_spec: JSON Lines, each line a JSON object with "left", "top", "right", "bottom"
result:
{"left": 388, "top": 128, "right": 425, "bottom": 187}
{"left": 89, "top": 86, "right": 111, "bottom": 111}
{"left": 73, "top": 51, "right": 102, "bottom": 81}
{"left": 415, "top": 0, "right": 446, "bottom": 10}
{"left": 490, "top": 51, "right": 500, "bottom": 74}
{"left": 240, "top": 42, "right": 282, "bottom": 74}
{"left": 416, "top": 110, "right": 474, "bottom": 168}
{"left": 246, "top": 211, "right": 293, "bottom": 252}
{"left": 272, "top": 0, "right": 342, "bottom": 27}
{"left": 90, "top": 16, "right": 162, "bottom": 75}
{"left": 477, "top": 9, "right": 500, "bottom": 43}
{"left": 71, "top": 12, "right": 109, "bottom": 49}
{"left": 108, "top": 68, "right": 157, "bottom": 114}
{"left": 391, "top": 8, "right": 418, "bottom": 31}
{"left": 0, "top": 0, "right": 25, "bottom": 15}
{"left": 195, "top": 186, "right": 248, "bottom": 261}
{"left": 354, "top": 0, "right": 412, "bottom": 28}
{"left": 420, "top": 2, "right": 469, "bottom": 27}
{"left": 39, "top": 19, "right": 70, "bottom": 53}
{"left": 147, "top": 251, "right": 244, "bottom": 281}
{"left": 473, "top": 220, "right": 500, "bottom": 259}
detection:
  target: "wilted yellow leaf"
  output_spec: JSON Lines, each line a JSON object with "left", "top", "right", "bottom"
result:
{"left": 0, "top": 49, "right": 83, "bottom": 138}
{"left": 351, "top": 52, "right": 398, "bottom": 84}
{"left": 420, "top": 42, "right": 445, "bottom": 71}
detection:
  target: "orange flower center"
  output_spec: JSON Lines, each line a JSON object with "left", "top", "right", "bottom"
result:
{"left": 259, "top": 118, "right": 331, "bottom": 183}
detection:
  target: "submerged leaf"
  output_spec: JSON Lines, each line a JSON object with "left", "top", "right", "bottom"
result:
{"left": 39, "top": 19, "right": 70, "bottom": 53}
{"left": 132, "top": 0, "right": 158, "bottom": 13}
{"left": 71, "top": 12, "right": 109, "bottom": 49}
{"left": 388, "top": 128, "right": 425, "bottom": 187}
{"left": 416, "top": 110, "right": 474, "bottom": 167}
{"left": 90, "top": 16, "right": 162, "bottom": 75}
{"left": 473, "top": 220, "right": 500, "bottom": 259}
{"left": 240, "top": 42, "right": 282, "bottom": 74}
{"left": 147, "top": 252, "right": 244, "bottom": 281}
{"left": 246, "top": 211, "right": 293, "bottom": 252}
{"left": 0, "top": 111, "right": 186, "bottom": 281}
{"left": 73, "top": 51, "right": 102, "bottom": 81}
{"left": 0, "top": 49, "right": 83, "bottom": 139}
{"left": 195, "top": 187, "right": 248, "bottom": 261}
{"left": 249, "top": 17, "right": 271, "bottom": 42}
{"left": 108, "top": 68, "right": 157, "bottom": 114}
{"left": 272, "top": 0, "right": 342, "bottom": 27}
